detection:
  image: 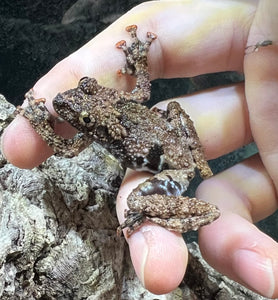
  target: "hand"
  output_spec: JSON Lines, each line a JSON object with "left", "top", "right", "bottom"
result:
{"left": 2, "top": 0, "right": 278, "bottom": 297}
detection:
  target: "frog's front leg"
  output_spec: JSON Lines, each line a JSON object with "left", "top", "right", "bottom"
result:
{"left": 116, "top": 25, "right": 157, "bottom": 103}
{"left": 16, "top": 89, "right": 92, "bottom": 157}
{"left": 117, "top": 169, "right": 220, "bottom": 236}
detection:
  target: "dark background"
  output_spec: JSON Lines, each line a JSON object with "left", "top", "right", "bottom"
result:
{"left": 0, "top": 0, "right": 277, "bottom": 241}
{"left": 0, "top": 0, "right": 243, "bottom": 106}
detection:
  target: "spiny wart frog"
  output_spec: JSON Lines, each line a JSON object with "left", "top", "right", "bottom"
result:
{"left": 16, "top": 25, "right": 220, "bottom": 236}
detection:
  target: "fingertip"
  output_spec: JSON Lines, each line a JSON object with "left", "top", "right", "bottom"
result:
{"left": 233, "top": 248, "right": 276, "bottom": 298}
{"left": 117, "top": 171, "right": 188, "bottom": 294}
{"left": 128, "top": 225, "right": 187, "bottom": 295}
{"left": 199, "top": 213, "right": 278, "bottom": 298}
{"left": 2, "top": 116, "right": 53, "bottom": 168}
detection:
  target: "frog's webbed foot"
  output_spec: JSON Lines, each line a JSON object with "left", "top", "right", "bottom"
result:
{"left": 116, "top": 210, "right": 145, "bottom": 237}
{"left": 16, "top": 89, "right": 91, "bottom": 157}
{"left": 116, "top": 25, "right": 157, "bottom": 103}
{"left": 16, "top": 89, "right": 51, "bottom": 126}
{"left": 116, "top": 25, "right": 157, "bottom": 76}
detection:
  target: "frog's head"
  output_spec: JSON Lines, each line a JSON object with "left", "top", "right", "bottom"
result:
{"left": 53, "top": 77, "right": 122, "bottom": 140}
{"left": 52, "top": 77, "right": 103, "bottom": 135}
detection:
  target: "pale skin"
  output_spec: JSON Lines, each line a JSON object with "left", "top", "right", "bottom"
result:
{"left": 2, "top": 0, "right": 278, "bottom": 297}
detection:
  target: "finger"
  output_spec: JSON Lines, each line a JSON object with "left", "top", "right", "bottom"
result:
{"left": 197, "top": 154, "right": 278, "bottom": 298}
{"left": 2, "top": 1, "right": 256, "bottom": 168}
{"left": 116, "top": 83, "right": 251, "bottom": 293}
{"left": 116, "top": 170, "right": 188, "bottom": 294}
{"left": 244, "top": 1, "right": 278, "bottom": 191}
{"left": 1, "top": 116, "right": 54, "bottom": 167}
{"left": 156, "top": 83, "right": 251, "bottom": 160}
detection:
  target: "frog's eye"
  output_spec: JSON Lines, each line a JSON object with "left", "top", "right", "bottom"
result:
{"left": 79, "top": 77, "right": 89, "bottom": 84}
{"left": 79, "top": 111, "right": 94, "bottom": 126}
{"left": 78, "top": 77, "right": 98, "bottom": 95}
{"left": 83, "top": 116, "right": 91, "bottom": 123}
{"left": 78, "top": 77, "right": 90, "bottom": 91}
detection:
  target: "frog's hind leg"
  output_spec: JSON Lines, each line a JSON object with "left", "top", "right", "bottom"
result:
{"left": 117, "top": 169, "right": 219, "bottom": 235}
{"left": 118, "top": 193, "right": 219, "bottom": 236}
{"left": 116, "top": 25, "right": 157, "bottom": 102}
{"left": 166, "top": 101, "right": 213, "bottom": 179}
{"left": 145, "top": 198, "right": 220, "bottom": 233}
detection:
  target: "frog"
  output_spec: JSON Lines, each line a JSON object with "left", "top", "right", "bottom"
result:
{"left": 16, "top": 25, "right": 220, "bottom": 236}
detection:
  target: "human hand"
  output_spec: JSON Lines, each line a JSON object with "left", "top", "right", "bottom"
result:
{"left": 2, "top": 0, "right": 278, "bottom": 297}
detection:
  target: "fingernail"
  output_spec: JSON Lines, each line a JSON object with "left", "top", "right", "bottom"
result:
{"left": 0, "top": 134, "right": 6, "bottom": 159}
{"left": 128, "top": 230, "right": 149, "bottom": 286}
{"left": 0, "top": 123, "right": 13, "bottom": 160}
{"left": 0, "top": 117, "right": 21, "bottom": 160}
{"left": 233, "top": 249, "right": 275, "bottom": 298}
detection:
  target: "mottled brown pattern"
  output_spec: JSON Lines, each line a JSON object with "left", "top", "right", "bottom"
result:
{"left": 16, "top": 25, "right": 220, "bottom": 235}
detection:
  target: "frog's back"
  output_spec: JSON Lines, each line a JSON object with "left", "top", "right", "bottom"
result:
{"left": 112, "top": 101, "right": 195, "bottom": 172}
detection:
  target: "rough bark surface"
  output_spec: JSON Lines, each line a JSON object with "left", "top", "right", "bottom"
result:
{"left": 0, "top": 94, "right": 272, "bottom": 299}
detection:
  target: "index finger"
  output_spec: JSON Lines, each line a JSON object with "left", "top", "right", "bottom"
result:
{"left": 2, "top": 1, "right": 256, "bottom": 168}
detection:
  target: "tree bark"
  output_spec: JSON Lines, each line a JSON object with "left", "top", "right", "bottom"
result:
{"left": 0, "top": 95, "right": 270, "bottom": 299}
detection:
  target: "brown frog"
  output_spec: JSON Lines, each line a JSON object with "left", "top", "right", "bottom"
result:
{"left": 16, "top": 25, "right": 220, "bottom": 236}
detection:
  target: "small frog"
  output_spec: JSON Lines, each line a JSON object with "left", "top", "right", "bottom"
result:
{"left": 17, "top": 25, "right": 220, "bottom": 236}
